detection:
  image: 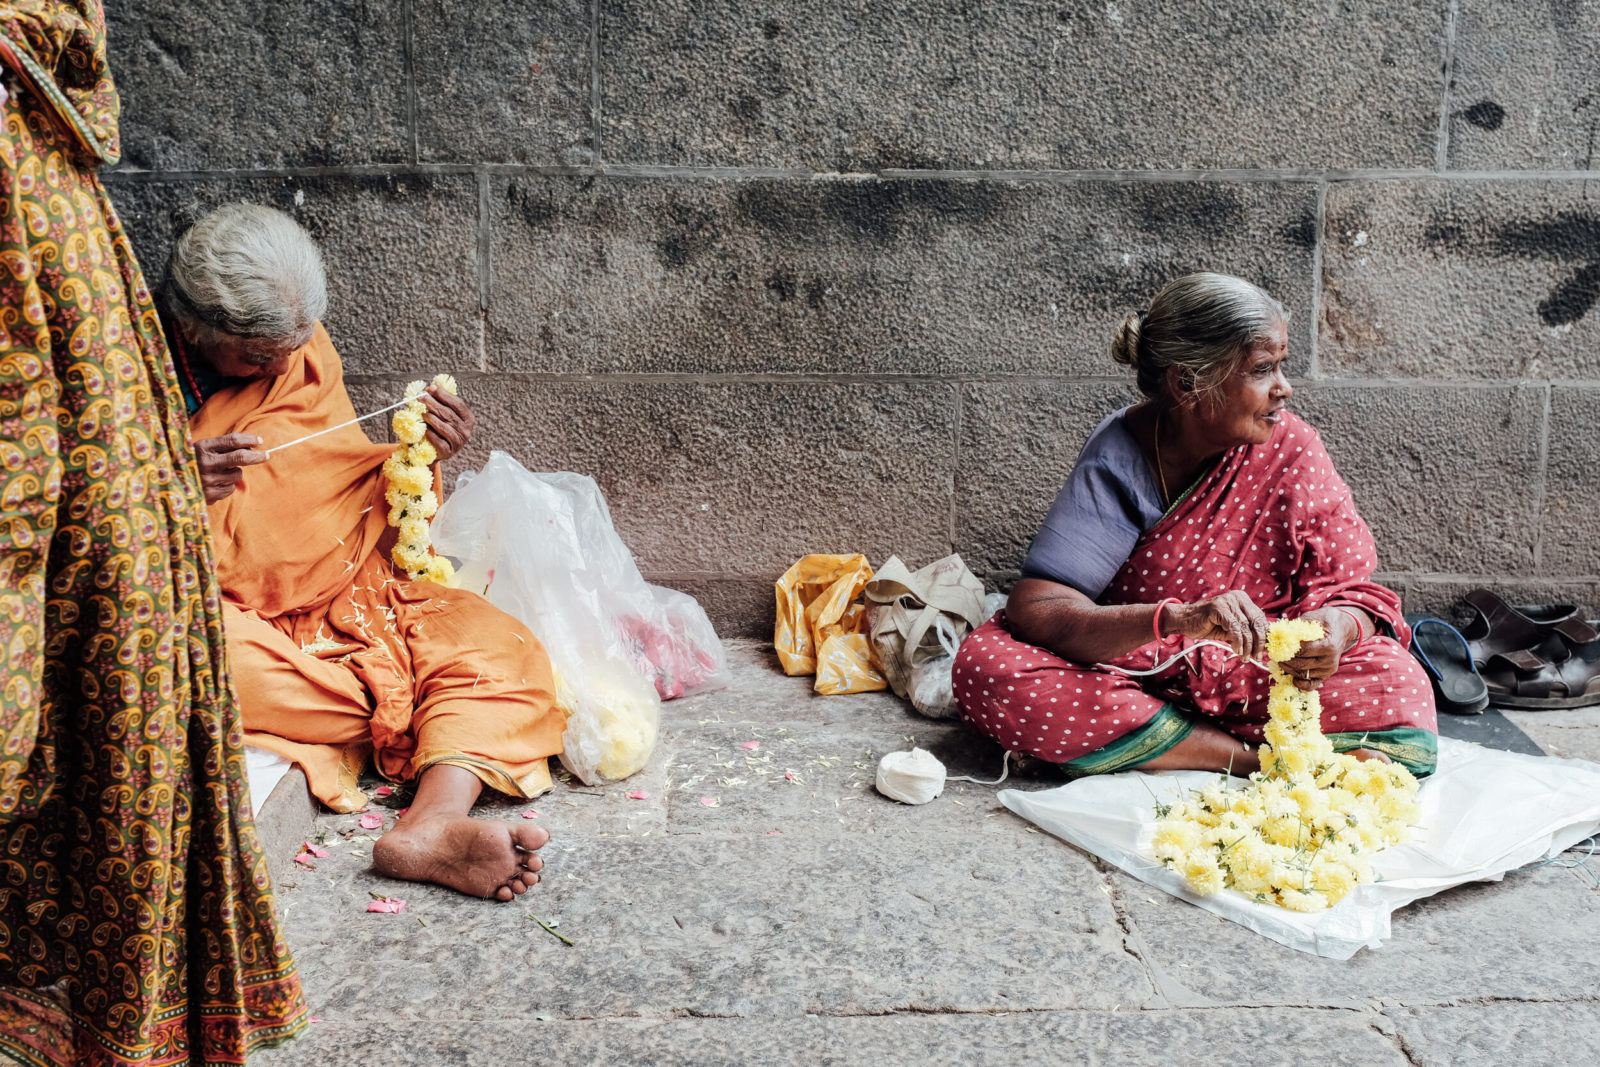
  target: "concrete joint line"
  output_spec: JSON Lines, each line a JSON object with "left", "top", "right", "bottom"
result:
{"left": 101, "top": 164, "right": 1600, "bottom": 184}
{"left": 1309, "top": 181, "right": 1327, "bottom": 379}
{"left": 1531, "top": 385, "right": 1553, "bottom": 569}
{"left": 401, "top": 0, "right": 418, "bottom": 165}
{"left": 1435, "top": 0, "right": 1462, "bottom": 174}
{"left": 588, "top": 0, "right": 603, "bottom": 162}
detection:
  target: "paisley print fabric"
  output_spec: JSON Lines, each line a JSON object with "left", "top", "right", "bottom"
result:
{"left": 0, "top": 5, "right": 306, "bottom": 1064}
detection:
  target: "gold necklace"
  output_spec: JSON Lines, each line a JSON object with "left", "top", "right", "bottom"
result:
{"left": 1154, "top": 408, "right": 1170, "bottom": 506}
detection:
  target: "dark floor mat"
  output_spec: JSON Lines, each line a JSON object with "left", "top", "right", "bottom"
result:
{"left": 1438, "top": 706, "right": 1545, "bottom": 756}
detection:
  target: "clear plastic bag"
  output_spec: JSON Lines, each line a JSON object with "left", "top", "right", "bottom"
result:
{"left": 432, "top": 452, "right": 730, "bottom": 784}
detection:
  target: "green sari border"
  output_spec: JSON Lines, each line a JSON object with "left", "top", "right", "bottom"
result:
{"left": 1065, "top": 703, "right": 1194, "bottom": 777}
{"left": 1327, "top": 727, "right": 1438, "bottom": 777}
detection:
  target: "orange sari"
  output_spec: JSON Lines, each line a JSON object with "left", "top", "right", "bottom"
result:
{"left": 190, "top": 325, "right": 565, "bottom": 811}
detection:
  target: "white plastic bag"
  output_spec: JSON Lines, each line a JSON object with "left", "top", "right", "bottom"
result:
{"left": 903, "top": 591, "right": 1009, "bottom": 719}
{"left": 433, "top": 453, "right": 728, "bottom": 784}
{"left": 999, "top": 738, "right": 1600, "bottom": 959}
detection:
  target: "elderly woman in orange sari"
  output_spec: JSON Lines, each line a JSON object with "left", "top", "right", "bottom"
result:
{"left": 158, "top": 203, "right": 564, "bottom": 902}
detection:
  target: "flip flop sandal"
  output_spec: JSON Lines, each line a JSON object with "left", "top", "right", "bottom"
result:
{"left": 1481, "top": 645, "right": 1600, "bottom": 710}
{"left": 1456, "top": 590, "right": 1595, "bottom": 668}
{"left": 1405, "top": 615, "right": 1490, "bottom": 715}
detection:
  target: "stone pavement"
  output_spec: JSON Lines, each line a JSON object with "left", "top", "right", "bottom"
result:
{"left": 253, "top": 641, "right": 1600, "bottom": 1066}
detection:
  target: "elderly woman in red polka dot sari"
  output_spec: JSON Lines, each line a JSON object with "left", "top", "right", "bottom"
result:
{"left": 955, "top": 273, "right": 1437, "bottom": 779}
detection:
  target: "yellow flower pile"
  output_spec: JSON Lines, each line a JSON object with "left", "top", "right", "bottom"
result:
{"left": 383, "top": 373, "right": 458, "bottom": 586}
{"left": 1151, "top": 618, "right": 1421, "bottom": 912}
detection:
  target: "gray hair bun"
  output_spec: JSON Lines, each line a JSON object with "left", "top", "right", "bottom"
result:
{"left": 1110, "top": 311, "right": 1144, "bottom": 367}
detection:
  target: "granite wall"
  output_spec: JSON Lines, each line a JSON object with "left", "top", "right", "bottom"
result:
{"left": 104, "top": 1, "right": 1600, "bottom": 635}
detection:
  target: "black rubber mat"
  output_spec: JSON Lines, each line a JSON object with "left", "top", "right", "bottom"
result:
{"left": 1437, "top": 706, "right": 1545, "bottom": 756}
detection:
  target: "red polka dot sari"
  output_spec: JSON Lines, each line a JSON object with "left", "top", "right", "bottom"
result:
{"left": 955, "top": 412, "right": 1437, "bottom": 773}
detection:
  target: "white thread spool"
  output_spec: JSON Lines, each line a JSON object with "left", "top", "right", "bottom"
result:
{"left": 876, "top": 748, "right": 947, "bottom": 805}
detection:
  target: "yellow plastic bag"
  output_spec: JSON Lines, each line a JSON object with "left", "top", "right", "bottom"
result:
{"left": 774, "top": 553, "right": 888, "bottom": 695}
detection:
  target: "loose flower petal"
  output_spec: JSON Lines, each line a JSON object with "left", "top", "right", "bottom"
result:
{"left": 303, "top": 842, "right": 330, "bottom": 859}
{"left": 626, "top": 790, "right": 649, "bottom": 801}
{"left": 739, "top": 740, "right": 760, "bottom": 750}
{"left": 359, "top": 813, "right": 384, "bottom": 830}
{"left": 293, "top": 852, "right": 317, "bottom": 869}
{"left": 699, "top": 796, "right": 719, "bottom": 808}
{"left": 365, "top": 897, "right": 406, "bottom": 914}
{"left": 373, "top": 785, "right": 394, "bottom": 798}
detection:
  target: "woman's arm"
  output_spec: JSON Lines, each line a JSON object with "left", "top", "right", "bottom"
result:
{"left": 1006, "top": 578, "right": 1271, "bottom": 665}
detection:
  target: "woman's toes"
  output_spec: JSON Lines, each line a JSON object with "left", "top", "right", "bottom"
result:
{"left": 512, "top": 824, "right": 550, "bottom": 852}
{"left": 494, "top": 884, "right": 514, "bottom": 902}
{"left": 509, "top": 878, "right": 528, "bottom": 896}
{"left": 521, "top": 853, "right": 543, "bottom": 873}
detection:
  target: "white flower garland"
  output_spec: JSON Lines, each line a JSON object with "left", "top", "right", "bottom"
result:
{"left": 1152, "top": 617, "right": 1421, "bottom": 912}
{"left": 382, "top": 373, "right": 458, "bottom": 586}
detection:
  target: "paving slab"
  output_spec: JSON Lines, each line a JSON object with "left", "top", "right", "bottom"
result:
{"left": 274, "top": 831, "right": 1151, "bottom": 1020}
{"left": 413, "top": 0, "right": 594, "bottom": 165}
{"left": 107, "top": 0, "right": 408, "bottom": 169}
{"left": 1112, "top": 863, "right": 1600, "bottom": 1005}
{"left": 1448, "top": 0, "right": 1600, "bottom": 170}
{"left": 484, "top": 176, "right": 1316, "bottom": 377}
{"left": 599, "top": 0, "right": 1442, "bottom": 170}
{"left": 1502, "top": 721, "right": 1600, "bottom": 763}
{"left": 256, "top": 1007, "right": 1408, "bottom": 1066}
{"left": 1388, "top": 1001, "right": 1600, "bottom": 1067}
{"left": 1320, "top": 181, "right": 1600, "bottom": 380}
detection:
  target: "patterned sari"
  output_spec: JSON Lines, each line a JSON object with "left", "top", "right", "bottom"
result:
{"left": 0, "top": 3, "right": 306, "bottom": 1063}
{"left": 955, "top": 411, "right": 1438, "bottom": 775}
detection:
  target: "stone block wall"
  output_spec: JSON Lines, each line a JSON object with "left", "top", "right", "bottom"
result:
{"left": 104, "top": 2, "right": 1600, "bottom": 636}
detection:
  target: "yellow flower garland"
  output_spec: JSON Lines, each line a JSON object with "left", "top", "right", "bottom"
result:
{"left": 385, "top": 373, "right": 459, "bottom": 586}
{"left": 1151, "top": 617, "right": 1420, "bottom": 912}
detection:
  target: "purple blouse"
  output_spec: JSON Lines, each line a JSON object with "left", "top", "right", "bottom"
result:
{"left": 1020, "top": 406, "right": 1166, "bottom": 601}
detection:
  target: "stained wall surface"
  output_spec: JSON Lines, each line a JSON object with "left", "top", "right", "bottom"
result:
{"left": 105, "top": 2, "right": 1600, "bottom": 634}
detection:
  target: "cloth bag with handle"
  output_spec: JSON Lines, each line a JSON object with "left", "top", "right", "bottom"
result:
{"left": 864, "top": 554, "right": 989, "bottom": 718}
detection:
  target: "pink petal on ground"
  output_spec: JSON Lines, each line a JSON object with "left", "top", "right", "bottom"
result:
{"left": 698, "top": 796, "right": 719, "bottom": 808}
{"left": 358, "top": 813, "right": 384, "bottom": 830}
{"left": 626, "top": 789, "right": 649, "bottom": 801}
{"left": 293, "top": 852, "right": 317, "bottom": 869}
{"left": 303, "top": 841, "right": 330, "bottom": 858}
{"left": 373, "top": 785, "right": 394, "bottom": 798}
{"left": 766, "top": 830, "right": 782, "bottom": 836}
{"left": 739, "top": 740, "right": 760, "bottom": 750}
{"left": 365, "top": 897, "right": 406, "bottom": 914}
{"left": 783, "top": 771, "right": 798, "bottom": 782}
{"left": 309, "top": 1016, "right": 324, "bottom": 1024}
{"left": 519, "top": 810, "right": 540, "bottom": 819}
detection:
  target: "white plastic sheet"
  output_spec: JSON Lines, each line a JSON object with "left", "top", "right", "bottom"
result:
{"left": 999, "top": 738, "right": 1600, "bottom": 959}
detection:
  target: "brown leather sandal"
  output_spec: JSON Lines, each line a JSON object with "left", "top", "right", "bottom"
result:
{"left": 1460, "top": 590, "right": 1600, "bottom": 709}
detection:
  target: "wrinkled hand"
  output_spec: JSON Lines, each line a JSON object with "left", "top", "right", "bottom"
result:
{"left": 421, "top": 385, "right": 474, "bottom": 463}
{"left": 1279, "top": 608, "right": 1360, "bottom": 691}
{"left": 1166, "top": 591, "right": 1269, "bottom": 664}
{"left": 194, "top": 433, "right": 268, "bottom": 503}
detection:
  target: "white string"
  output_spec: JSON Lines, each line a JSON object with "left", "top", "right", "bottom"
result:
{"left": 1096, "top": 639, "right": 1270, "bottom": 678}
{"left": 948, "top": 749, "right": 1013, "bottom": 787}
{"left": 263, "top": 397, "right": 411, "bottom": 456}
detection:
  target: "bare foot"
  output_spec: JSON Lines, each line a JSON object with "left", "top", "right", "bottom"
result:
{"left": 373, "top": 815, "right": 548, "bottom": 902}
{"left": 1348, "top": 748, "right": 1393, "bottom": 764}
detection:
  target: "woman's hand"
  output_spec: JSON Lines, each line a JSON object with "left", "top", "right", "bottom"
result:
{"left": 421, "top": 385, "right": 474, "bottom": 463}
{"left": 193, "top": 433, "right": 268, "bottom": 502}
{"left": 1165, "top": 591, "right": 1269, "bottom": 663}
{"left": 1279, "top": 607, "right": 1363, "bottom": 691}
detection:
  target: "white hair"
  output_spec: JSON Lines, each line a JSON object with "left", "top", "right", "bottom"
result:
{"left": 166, "top": 202, "right": 328, "bottom": 346}
{"left": 1110, "top": 272, "right": 1287, "bottom": 403}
